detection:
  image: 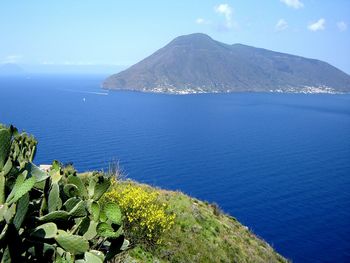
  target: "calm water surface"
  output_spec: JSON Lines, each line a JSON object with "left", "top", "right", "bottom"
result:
{"left": 1, "top": 75, "right": 350, "bottom": 262}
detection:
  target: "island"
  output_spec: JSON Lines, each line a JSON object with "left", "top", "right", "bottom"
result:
{"left": 103, "top": 33, "right": 350, "bottom": 94}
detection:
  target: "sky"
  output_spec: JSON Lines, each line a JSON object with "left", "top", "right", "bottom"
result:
{"left": 0, "top": 0, "right": 349, "bottom": 73}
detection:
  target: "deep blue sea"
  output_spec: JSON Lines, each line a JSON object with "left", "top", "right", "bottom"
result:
{"left": 1, "top": 74, "right": 350, "bottom": 262}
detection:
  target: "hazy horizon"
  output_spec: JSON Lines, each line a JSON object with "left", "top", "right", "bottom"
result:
{"left": 0, "top": 63, "right": 127, "bottom": 75}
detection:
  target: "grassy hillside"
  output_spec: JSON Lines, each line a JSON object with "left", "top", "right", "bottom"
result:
{"left": 105, "top": 180, "right": 288, "bottom": 263}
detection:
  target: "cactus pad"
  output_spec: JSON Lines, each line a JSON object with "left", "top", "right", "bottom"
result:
{"left": 0, "top": 128, "right": 11, "bottom": 170}
{"left": 13, "top": 193, "right": 29, "bottom": 229}
{"left": 7, "top": 173, "right": 36, "bottom": 205}
{"left": 68, "top": 200, "right": 87, "bottom": 218}
{"left": 90, "top": 201, "right": 100, "bottom": 221}
{"left": 96, "top": 222, "right": 122, "bottom": 238}
{"left": 83, "top": 220, "right": 98, "bottom": 240}
{"left": 48, "top": 183, "right": 60, "bottom": 212}
{"left": 84, "top": 251, "right": 104, "bottom": 263}
{"left": 55, "top": 230, "right": 89, "bottom": 255}
{"left": 39, "top": 210, "right": 70, "bottom": 222}
{"left": 27, "top": 163, "right": 49, "bottom": 183}
{"left": 93, "top": 176, "right": 110, "bottom": 201}
{"left": 31, "top": 222, "right": 58, "bottom": 239}
{"left": 67, "top": 175, "right": 87, "bottom": 197}
{"left": 63, "top": 184, "right": 79, "bottom": 197}
{"left": 104, "top": 202, "right": 122, "bottom": 225}
{"left": 63, "top": 197, "right": 80, "bottom": 212}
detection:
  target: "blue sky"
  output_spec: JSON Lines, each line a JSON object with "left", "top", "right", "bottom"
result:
{"left": 1, "top": 0, "right": 349, "bottom": 73}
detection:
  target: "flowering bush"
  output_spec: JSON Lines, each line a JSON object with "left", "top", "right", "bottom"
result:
{"left": 105, "top": 181, "right": 175, "bottom": 246}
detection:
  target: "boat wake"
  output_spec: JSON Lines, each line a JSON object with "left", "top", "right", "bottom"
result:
{"left": 58, "top": 88, "right": 108, "bottom": 96}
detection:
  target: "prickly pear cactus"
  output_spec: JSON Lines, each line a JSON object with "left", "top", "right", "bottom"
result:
{"left": 0, "top": 124, "right": 128, "bottom": 262}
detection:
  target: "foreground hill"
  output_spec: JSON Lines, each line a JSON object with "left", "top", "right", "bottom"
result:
{"left": 107, "top": 180, "right": 288, "bottom": 263}
{"left": 103, "top": 33, "right": 350, "bottom": 94}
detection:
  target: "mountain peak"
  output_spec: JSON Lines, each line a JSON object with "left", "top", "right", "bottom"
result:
{"left": 167, "top": 33, "right": 215, "bottom": 48}
{"left": 172, "top": 33, "right": 213, "bottom": 42}
{"left": 103, "top": 34, "right": 350, "bottom": 94}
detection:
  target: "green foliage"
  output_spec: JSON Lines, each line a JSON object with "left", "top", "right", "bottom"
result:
{"left": 31, "top": 222, "right": 58, "bottom": 239}
{"left": 0, "top": 124, "right": 129, "bottom": 262}
{"left": 104, "top": 181, "right": 175, "bottom": 247}
{"left": 55, "top": 230, "right": 90, "bottom": 255}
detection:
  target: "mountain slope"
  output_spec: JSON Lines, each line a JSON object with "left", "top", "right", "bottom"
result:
{"left": 109, "top": 180, "right": 288, "bottom": 263}
{"left": 103, "top": 33, "right": 350, "bottom": 94}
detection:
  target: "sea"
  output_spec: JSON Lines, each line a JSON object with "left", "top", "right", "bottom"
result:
{"left": 1, "top": 74, "right": 349, "bottom": 262}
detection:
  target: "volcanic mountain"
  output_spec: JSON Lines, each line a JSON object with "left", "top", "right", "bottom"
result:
{"left": 103, "top": 33, "right": 350, "bottom": 94}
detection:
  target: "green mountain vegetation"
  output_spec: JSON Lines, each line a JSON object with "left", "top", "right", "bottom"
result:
{"left": 106, "top": 180, "right": 288, "bottom": 263}
{"left": 0, "top": 124, "right": 288, "bottom": 262}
